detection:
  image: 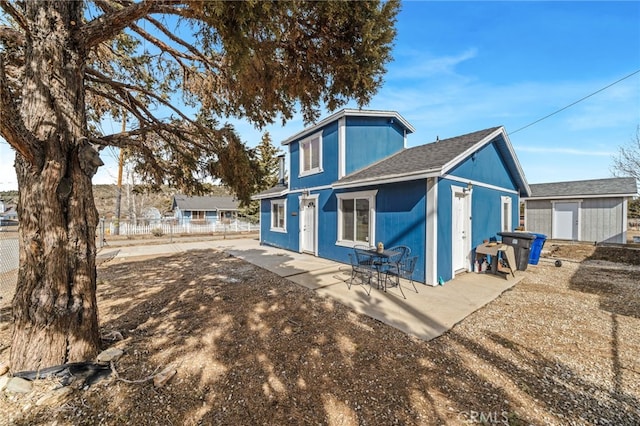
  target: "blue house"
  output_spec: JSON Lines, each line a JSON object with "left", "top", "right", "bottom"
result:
{"left": 172, "top": 194, "right": 239, "bottom": 225}
{"left": 253, "top": 109, "right": 530, "bottom": 286}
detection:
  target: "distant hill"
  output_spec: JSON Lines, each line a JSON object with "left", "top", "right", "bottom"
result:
{"left": 1, "top": 185, "right": 233, "bottom": 220}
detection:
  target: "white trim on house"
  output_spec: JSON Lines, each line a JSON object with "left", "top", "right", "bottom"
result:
{"left": 299, "top": 194, "right": 319, "bottom": 256}
{"left": 441, "top": 128, "right": 503, "bottom": 175}
{"left": 425, "top": 177, "right": 438, "bottom": 286}
{"left": 450, "top": 185, "right": 472, "bottom": 278}
{"left": 338, "top": 117, "right": 346, "bottom": 179}
{"left": 335, "top": 189, "right": 378, "bottom": 248}
{"left": 332, "top": 170, "right": 441, "bottom": 189}
{"left": 333, "top": 170, "right": 522, "bottom": 193}
{"left": 501, "top": 196, "right": 512, "bottom": 232}
{"left": 252, "top": 188, "right": 288, "bottom": 200}
{"left": 299, "top": 131, "right": 323, "bottom": 177}
{"left": 440, "top": 127, "right": 531, "bottom": 197}
{"left": 524, "top": 193, "right": 637, "bottom": 201}
{"left": 442, "top": 174, "right": 520, "bottom": 195}
{"left": 270, "top": 199, "right": 287, "bottom": 233}
{"left": 281, "top": 109, "right": 415, "bottom": 145}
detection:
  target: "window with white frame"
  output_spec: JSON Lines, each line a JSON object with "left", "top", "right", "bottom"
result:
{"left": 299, "top": 132, "right": 322, "bottom": 176}
{"left": 271, "top": 199, "right": 286, "bottom": 232}
{"left": 501, "top": 196, "right": 512, "bottom": 232}
{"left": 337, "top": 190, "right": 377, "bottom": 245}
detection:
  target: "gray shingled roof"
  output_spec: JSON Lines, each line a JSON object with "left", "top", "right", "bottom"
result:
{"left": 527, "top": 177, "right": 637, "bottom": 198}
{"left": 251, "top": 185, "right": 288, "bottom": 200}
{"left": 252, "top": 125, "right": 532, "bottom": 199}
{"left": 334, "top": 127, "right": 502, "bottom": 186}
{"left": 172, "top": 195, "right": 239, "bottom": 211}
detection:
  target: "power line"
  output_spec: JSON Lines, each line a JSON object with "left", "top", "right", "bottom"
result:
{"left": 509, "top": 68, "right": 640, "bottom": 135}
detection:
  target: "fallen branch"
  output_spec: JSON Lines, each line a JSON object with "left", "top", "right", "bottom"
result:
{"left": 110, "top": 361, "right": 161, "bottom": 384}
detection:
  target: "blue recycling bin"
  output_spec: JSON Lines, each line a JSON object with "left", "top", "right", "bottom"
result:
{"left": 528, "top": 233, "right": 547, "bottom": 265}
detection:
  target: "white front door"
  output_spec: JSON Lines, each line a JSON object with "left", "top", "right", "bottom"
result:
{"left": 452, "top": 188, "right": 471, "bottom": 273}
{"left": 553, "top": 202, "right": 579, "bottom": 240}
{"left": 301, "top": 198, "right": 316, "bottom": 254}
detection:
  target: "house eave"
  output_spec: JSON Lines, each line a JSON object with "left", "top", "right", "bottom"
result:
{"left": 523, "top": 193, "right": 637, "bottom": 201}
{"left": 441, "top": 127, "right": 531, "bottom": 197}
{"left": 332, "top": 169, "right": 441, "bottom": 189}
{"left": 281, "top": 109, "right": 415, "bottom": 145}
{"left": 251, "top": 189, "right": 289, "bottom": 200}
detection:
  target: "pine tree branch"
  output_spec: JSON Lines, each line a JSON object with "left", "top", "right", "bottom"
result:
{"left": 79, "top": 0, "right": 176, "bottom": 49}
{"left": 0, "top": 25, "right": 24, "bottom": 48}
{"left": 0, "top": 57, "right": 41, "bottom": 167}
{"left": 0, "top": 1, "right": 28, "bottom": 33}
{"left": 139, "top": 14, "right": 220, "bottom": 70}
{"left": 86, "top": 67, "right": 192, "bottom": 126}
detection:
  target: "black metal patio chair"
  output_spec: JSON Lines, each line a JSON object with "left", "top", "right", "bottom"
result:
{"left": 384, "top": 255, "right": 419, "bottom": 299}
{"left": 347, "top": 251, "right": 376, "bottom": 295}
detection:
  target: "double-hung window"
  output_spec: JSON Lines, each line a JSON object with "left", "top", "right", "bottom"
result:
{"left": 337, "top": 190, "right": 377, "bottom": 246}
{"left": 299, "top": 132, "right": 322, "bottom": 176}
{"left": 271, "top": 199, "right": 286, "bottom": 232}
{"left": 501, "top": 196, "right": 512, "bottom": 232}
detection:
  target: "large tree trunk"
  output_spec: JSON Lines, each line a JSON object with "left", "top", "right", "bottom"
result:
{"left": 10, "top": 1, "right": 101, "bottom": 372}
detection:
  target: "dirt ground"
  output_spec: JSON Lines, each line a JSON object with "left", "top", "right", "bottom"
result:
{"left": 0, "top": 242, "right": 639, "bottom": 425}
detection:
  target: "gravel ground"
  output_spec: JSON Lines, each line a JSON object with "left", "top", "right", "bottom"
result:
{"left": 0, "top": 242, "right": 638, "bottom": 425}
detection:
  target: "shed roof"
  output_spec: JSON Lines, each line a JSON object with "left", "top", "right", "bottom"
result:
{"left": 172, "top": 195, "right": 239, "bottom": 211}
{"left": 333, "top": 126, "right": 530, "bottom": 196}
{"left": 525, "top": 177, "right": 638, "bottom": 199}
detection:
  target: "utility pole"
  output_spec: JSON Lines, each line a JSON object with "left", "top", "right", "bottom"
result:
{"left": 113, "top": 113, "right": 126, "bottom": 235}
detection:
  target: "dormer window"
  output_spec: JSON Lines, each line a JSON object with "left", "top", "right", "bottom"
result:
{"left": 299, "top": 131, "right": 322, "bottom": 176}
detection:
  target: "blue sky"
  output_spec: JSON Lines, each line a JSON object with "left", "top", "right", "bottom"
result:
{"left": 1, "top": 1, "right": 639, "bottom": 191}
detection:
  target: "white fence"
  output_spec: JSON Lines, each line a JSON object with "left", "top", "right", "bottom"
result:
{"left": 99, "top": 218, "right": 259, "bottom": 240}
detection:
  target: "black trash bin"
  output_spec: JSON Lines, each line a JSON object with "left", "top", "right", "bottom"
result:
{"left": 497, "top": 232, "right": 537, "bottom": 271}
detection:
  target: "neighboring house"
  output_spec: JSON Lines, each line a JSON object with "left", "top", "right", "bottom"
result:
{"left": 0, "top": 200, "right": 18, "bottom": 225}
{"left": 253, "top": 109, "right": 530, "bottom": 286}
{"left": 172, "top": 194, "right": 239, "bottom": 225}
{"left": 523, "top": 177, "right": 638, "bottom": 243}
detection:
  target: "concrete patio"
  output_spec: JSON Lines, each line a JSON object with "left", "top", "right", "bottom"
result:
{"left": 105, "top": 237, "right": 524, "bottom": 341}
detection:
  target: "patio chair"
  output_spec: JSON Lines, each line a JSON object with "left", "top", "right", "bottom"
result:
{"left": 374, "top": 245, "right": 410, "bottom": 280}
{"left": 384, "top": 256, "right": 418, "bottom": 299}
{"left": 387, "top": 245, "right": 411, "bottom": 263}
{"left": 347, "top": 252, "right": 375, "bottom": 295}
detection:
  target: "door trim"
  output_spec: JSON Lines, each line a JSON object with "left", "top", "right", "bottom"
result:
{"left": 451, "top": 185, "right": 472, "bottom": 277}
{"left": 552, "top": 200, "right": 581, "bottom": 241}
{"left": 299, "top": 194, "right": 319, "bottom": 255}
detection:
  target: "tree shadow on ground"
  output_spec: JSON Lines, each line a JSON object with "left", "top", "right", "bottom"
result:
{"left": 568, "top": 246, "right": 640, "bottom": 319}
{"left": 447, "top": 331, "right": 639, "bottom": 425}
{"left": 567, "top": 245, "right": 640, "bottom": 408}
{"left": 7, "top": 248, "right": 639, "bottom": 425}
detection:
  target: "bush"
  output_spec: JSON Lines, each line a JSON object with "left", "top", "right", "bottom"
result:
{"left": 151, "top": 227, "right": 164, "bottom": 237}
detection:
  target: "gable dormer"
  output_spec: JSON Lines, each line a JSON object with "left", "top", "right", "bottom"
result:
{"left": 281, "top": 109, "right": 414, "bottom": 191}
